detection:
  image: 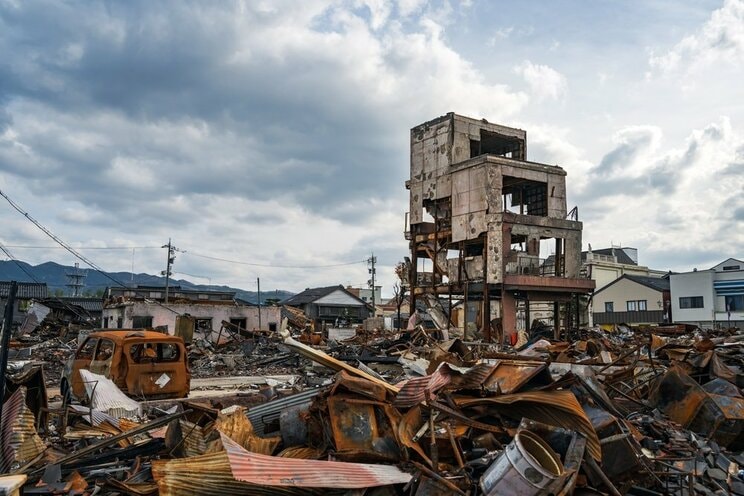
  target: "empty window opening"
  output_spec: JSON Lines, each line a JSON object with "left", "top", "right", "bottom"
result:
{"left": 502, "top": 176, "right": 548, "bottom": 216}
{"left": 77, "top": 338, "right": 98, "bottom": 360}
{"left": 195, "top": 318, "right": 213, "bottom": 331}
{"left": 469, "top": 130, "right": 523, "bottom": 159}
{"left": 94, "top": 339, "right": 115, "bottom": 362}
{"left": 230, "top": 318, "right": 247, "bottom": 330}
{"left": 464, "top": 242, "right": 484, "bottom": 257}
{"left": 132, "top": 315, "right": 153, "bottom": 329}
{"left": 129, "top": 343, "right": 180, "bottom": 363}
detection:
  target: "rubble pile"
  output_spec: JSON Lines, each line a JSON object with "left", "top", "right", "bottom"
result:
{"left": 3, "top": 319, "right": 744, "bottom": 494}
{"left": 188, "top": 334, "right": 306, "bottom": 379}
{"left": 10, "top": 319, "right": 86, "bottom": 387}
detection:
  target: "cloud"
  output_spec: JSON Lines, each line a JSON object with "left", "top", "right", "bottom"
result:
{"left": 593, "top": 125, "right": 662, "bottom": 177}
{"left": 0, "top": 0, "right": 531, "bottom": 292}
{"left": 579, "top": 117, "right": 744, "bottom": 270}
{"left": 514, "top": 60, "right": 567, "bottom": 101}
{"left": 0, "top": 2, "right": 528, "bottom": 219}
{"left": 649, "top": 0, "right": 744, "bottom": 73}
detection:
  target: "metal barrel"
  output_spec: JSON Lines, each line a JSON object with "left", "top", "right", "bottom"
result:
{"left": 480, "top": 429, "right": 564, "bottom": 495}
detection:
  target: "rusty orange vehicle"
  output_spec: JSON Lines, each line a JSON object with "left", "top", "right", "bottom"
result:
{"left": 61, "top": 330, "right": 190, "bottom": 403}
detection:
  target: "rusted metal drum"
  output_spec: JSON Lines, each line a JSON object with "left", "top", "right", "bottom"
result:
{"left": 480, "top": 429, "right": 564, "bottom": 495}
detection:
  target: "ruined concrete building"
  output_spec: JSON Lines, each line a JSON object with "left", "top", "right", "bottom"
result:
{"left": 406, "top": 113, "right": 595, "bottom": 339}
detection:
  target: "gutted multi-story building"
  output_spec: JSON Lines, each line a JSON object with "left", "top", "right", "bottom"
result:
{"left": 405, "top": 113, "right": 594, "bottom": 340}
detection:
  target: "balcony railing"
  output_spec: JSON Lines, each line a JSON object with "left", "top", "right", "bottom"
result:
{"left": 505, "top": 255, "right": 563, "bottom": 277}
{"left": 506, "top": 257, "right": 544, "bottom": 276}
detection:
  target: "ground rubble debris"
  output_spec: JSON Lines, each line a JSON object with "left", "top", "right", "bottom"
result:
{"left": 2, "top": 315, "right": 744, "bottom": 494}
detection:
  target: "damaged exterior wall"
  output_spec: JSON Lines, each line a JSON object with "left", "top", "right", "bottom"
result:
{"left": 406, "top": 113, "right": 594, "bottom": 338}
{"left": 102, "top": 301, "right": 281, "bottom": 335}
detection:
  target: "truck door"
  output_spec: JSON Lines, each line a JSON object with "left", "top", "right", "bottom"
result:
{"left": 70, "top": 337, "right": 98, "bottom": 399}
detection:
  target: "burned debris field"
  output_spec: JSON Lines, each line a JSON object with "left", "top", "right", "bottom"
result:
{"left": 1, "top": 113, "right": 743, "bottom": 496}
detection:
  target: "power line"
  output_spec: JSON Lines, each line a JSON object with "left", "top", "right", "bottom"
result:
{"left": 1, "top": 245, "right": 160, "bottom": 250}
{"left": 0, "top": 189, "right": 179, "bottom": 315}
{"left": 0, "top": 241, "right": 98, "bottom": 318}
{"left": 5, "top": 244, "right": 368, "bottom": 269}
{"left": 182, "top": 251, "right": 367, "bottom": 269}
{"left": 0, "top": 243, "right": 42, "bottom": 284}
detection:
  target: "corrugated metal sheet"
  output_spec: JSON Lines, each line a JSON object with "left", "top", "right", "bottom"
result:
{"left": 80, "top": 369, "right": 142, "bottom": 419}
{"left": 152, "top": 451, "right": 330, "bottom": 496}
{"left": 451, "top": 363, "right": 496, "bottom": 389}
{"left": 68, "top": 404, "right": 120, "bottom": 428}
{"left": 222, "top": 434, "right": 412, "bottom": 488}
{"left": 393, "top": 364, "right": 454, "bottom": 408}
{"left": 277, "top": 446, "right": 323, "bottom": 459}
{"left": 393, "top": 360, "right": 545, "bottom": 408}
{"left": 247, "top": 388, "right": 323, "bottom": 437}
{"left": 456, "top": 391, "right": 602, "bottom": 461}
{"left": 178, "top": 420, "right": 208, "bottom": 457}
{"left": 0, "top": 387, "right": 45, "bottom": 473}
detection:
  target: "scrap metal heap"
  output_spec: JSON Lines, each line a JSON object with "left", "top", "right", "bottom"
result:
{"left": 2, "top": 319, "right": 744, "bottom": 495}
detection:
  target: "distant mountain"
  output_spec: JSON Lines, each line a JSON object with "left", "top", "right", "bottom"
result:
{"left": 0, "top": 260, "right": 294, "bottom": 304}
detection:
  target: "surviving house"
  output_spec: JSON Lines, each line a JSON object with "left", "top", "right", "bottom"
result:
{"left": 670, "top": 258, "right": 744, "bottom": 328}
{"left": 102, "top": 285, "right": 280, "bottom": 335}
{"left": 281, "top": 285, "right": 371, "bottom": 326}
{"left": 405, "top": 113, "right": 594, "bottom": 340}
{"left": 0, "top": 281, "right": 48, "bottom": 325}
{"left": 582, "top": 245, "right": 667, "bottom": 294}
{"left": 582, "top": 246, "right": 668, "bottom": 326}
{"left": 346, "top": 285, "right": 383, "bottom": 306}
{"left": 592, "top": 274, "right": 671, "bottom": 327}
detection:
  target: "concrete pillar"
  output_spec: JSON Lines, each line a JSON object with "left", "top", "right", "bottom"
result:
{"left": 502, "top": 292, "right": 517, "bottom": 339}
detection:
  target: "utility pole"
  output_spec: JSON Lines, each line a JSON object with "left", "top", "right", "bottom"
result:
{"left": 161, "top": 239, "right": 177, "bottom": 303}
{"left": 0, "top": 281, "right": 17, "bottom": 420}
{"left": 367, "top": 253, "right": 377, "bottom": 312}
{"left": 257, "top": 277, "right": 262, "bottom": 331}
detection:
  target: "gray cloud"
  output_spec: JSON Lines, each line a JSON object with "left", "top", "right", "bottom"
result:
{"left": 0, "top": 2, "right": 416, "bottom": 225}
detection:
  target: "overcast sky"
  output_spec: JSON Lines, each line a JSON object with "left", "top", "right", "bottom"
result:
{"left": 0, "top": 0, "right": 742, "bottom": 296}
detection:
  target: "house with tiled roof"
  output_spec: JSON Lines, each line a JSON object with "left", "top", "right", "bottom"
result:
{"left": 592, "top": 273, "right": 671, "bottom": 326}
{"left": 281, "top": 285, "right": 371, "bottom": 326}
{"left": 0, "top": 281, "right": 48, "bottom": 325}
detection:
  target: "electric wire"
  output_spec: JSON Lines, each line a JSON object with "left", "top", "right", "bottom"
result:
{"left": 0, "top": 189, "right": 179, "bottom": 315}
{"left": 2, "top": 245, "right": 160, "bottom": 250}
{"left": 182, "top": 251, "right": 366, "bottom": 269}
{"left": 0, "top": 240, "right": 98, "bottom": 319}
